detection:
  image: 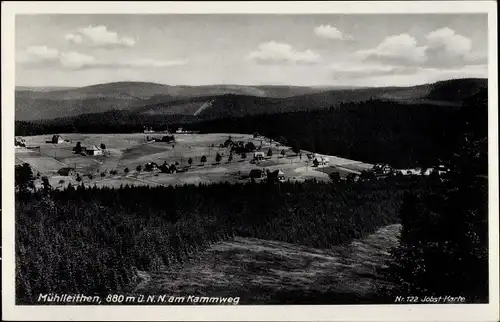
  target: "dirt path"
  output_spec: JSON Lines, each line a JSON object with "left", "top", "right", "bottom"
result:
{"left": 134, "top": 224, "right": 401, "bottom": 304}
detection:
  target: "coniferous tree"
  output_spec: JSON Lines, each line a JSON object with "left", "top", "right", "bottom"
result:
{"left": 15, "top": 163, "right": 35, "bottom": 193}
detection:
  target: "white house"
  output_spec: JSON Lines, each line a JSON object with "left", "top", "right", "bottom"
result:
{"left": 434, "top": 165, "right": 450, "bottom": 175}
{"left": 253, "top": 152, "right": 265, "bottom": 160}
{"left": 277, "top": 169, "right": 285, "bottom": 182}
{"left": 313, "top": 156, "right": 329, "bottom": 166}
{"left": 86, "top": 145, "right": 103, "bottom": 156}
{"left": 51, "top": 135, "right": 65, "bottom": 144}
{"left": 267, "top": 169, "right": 285, "bottom": 182}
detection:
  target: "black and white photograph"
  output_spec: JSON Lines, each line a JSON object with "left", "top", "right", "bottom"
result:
{"left": 2, "top": 1, "right": 498, "bottom": 321}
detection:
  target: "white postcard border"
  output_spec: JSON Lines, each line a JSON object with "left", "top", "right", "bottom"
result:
{"left": 2, "top": 1, "right": 498, "bottom": 321}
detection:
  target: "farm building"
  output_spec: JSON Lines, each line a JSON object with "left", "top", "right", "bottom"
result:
{"left": 145, "top": 162, "right": 159, "bottom": 171}
{"left": 421, "top": 165, "right": 450, "bottom": 176}
{"left": 373, "top": 163, "right": 393, "bottom": 175}
{"left": 397, "top": 168, "right": 421, "bottom": 176}
{"left": 51, "top": 135, "right": 65, "bottom": 144}
{"left": 57, "top": 167, "right": 76, "bottom": 176}
{"left": 253, "top": 152, "right": 265, "bottom": 160}
{"left": 267, "top": 169, "right": 285, "bottom": 183}
{"left": 15, "top": 137, "right": 26, "bottom": 147}
{"left": 313, "top": 156, "right": 329, "bottom": 166}
{"left": 434, "top": 165, "right": 450, "bottom": 175}
{"left": 85, "top": 145, "right": 103, "bottom": 156}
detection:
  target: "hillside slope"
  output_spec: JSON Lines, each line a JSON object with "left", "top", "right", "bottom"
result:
{"left": 139, "top": 78, "right": 486, "bottom": 119}
{"left": 133, "top": 224, "right": 401, "bottom": 304}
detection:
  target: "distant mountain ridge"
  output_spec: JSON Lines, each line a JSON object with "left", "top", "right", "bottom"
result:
{"left": 15, "top": 78, "right": 487, "bottom": 121}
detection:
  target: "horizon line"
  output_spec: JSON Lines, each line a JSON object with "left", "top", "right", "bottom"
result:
{"left": 14, "top": 76, "right": 488, "bottom": 90}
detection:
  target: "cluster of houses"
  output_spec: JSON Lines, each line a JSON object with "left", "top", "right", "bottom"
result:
{"left": 144, "top": 161, "right": 188, "bottom": 174}
{"left": 143, "top": 126, "right": 197, "bottom": 135}
{"left": 305, "top": 153, "right": 330, "bottom": 166}
{"left": 398, "top": 165, "right": 450, "bottom": 176}
{"left": 313, "top": 156, "right": 330, "bottom": 167}
{"left": 143, "top": 126, "right": 173, "bottom": 134}
{"left": 372, "top": 163, "right": 393, "bottom": 175}
{"left": 371, "top": 163, "right": 450, "bottom": 177}
{"left": 248, "top": 168, "right": 286, "bottom": 183}
{"left": 143, "top": 126, "right": 155, "bottom": 134}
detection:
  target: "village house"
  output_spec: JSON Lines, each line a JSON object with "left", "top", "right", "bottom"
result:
{"left": 145, "top": 162, "right": 159, "bottom": 171}
{"left": 373, "top": 163, "right": 393, "bottom": 175}
{"left": 421, "top": 165, "right": 450, "bottom": 176}
{"left": 15, "top": 137, "right": 26, "bottom": 147}
{"left": 253, "top": 152, "right": 265, "bottom": 160}
{"left": 434, "top": 165, "right": 450, "bottom": 175}
{"left": 51, "top": 135, "right": 65, "bottom": 144}
{"left": 267, "top": 169, "right": 286, "bottom": 183}
{"left": 313, "top": 156, "right": 330, "bottom": 166}
{"left": 85, "top": 145, "right": 103, "bottom": 156}
{"left": 397, "top": 168, "right": 421, "bottom": 176}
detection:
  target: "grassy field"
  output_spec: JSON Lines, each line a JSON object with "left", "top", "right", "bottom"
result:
{"left": 17, "top": 132, "right": 373, "bottom": 189}
{"left": 133, "top": 224, "right": 401, "bottom": 304}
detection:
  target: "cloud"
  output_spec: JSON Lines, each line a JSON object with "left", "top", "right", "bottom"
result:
{"left": 18, "top": 46, "right": 60, "bottom": 64}
{"left": 247, "top": 41, "right": 321, "bottom": 65}
{"left": 18, "top": 46, "right": 99, "bottom": 69}
{"left": 59, "top": 51, "right": 97, "bottom": 69}
{"left": 355, "top": 28, "right": 486, "bottom": 68}
{"left": 424, "top": 27, "right": 486, "bottom": 67}
{"left": 355, "top": 33, "right": 427, "bottom": 65}
{"left": 314, "top": 25, "right": 352, "bottom": 40}
{"left": 18, "top": 46, "right": 187, "bottom": 70}
{"left": 64, "top": 33, "right": 83, "bottom": 45}
{"left": 65, "top": 25, "right": 135, "bottom": 48}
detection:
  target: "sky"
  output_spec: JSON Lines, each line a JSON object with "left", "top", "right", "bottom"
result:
{"left": 15, "top": 14, "right": 488, "bottom": 87}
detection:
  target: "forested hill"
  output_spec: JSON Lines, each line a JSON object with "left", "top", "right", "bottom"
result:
{"left": 15, "top": 78, "right": 486, "bottom": 121}
{"left": 192, "top": 92, "right": 487, "bottom": 169}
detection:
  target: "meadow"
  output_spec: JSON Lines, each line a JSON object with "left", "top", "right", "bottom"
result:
{"left": 17, "top": 132, "right": 370, "bottom": 189}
